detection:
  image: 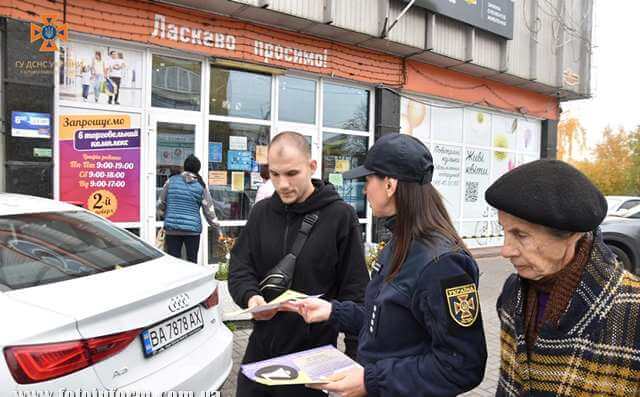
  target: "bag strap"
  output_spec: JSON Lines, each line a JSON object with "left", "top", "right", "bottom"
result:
{"left": 289, "top": 211, "right": 320, "bottom": 259}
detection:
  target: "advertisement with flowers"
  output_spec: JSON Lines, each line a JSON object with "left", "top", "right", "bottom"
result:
{"left": 399, "top": 97, "right": 541, "bottom": 247}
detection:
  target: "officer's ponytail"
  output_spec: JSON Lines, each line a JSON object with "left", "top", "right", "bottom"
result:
{"left": 387, "top": 181, "right": 467, "bottom": 281}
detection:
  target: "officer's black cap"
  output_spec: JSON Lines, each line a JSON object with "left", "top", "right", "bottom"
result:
{"left": 485, "top": 159, "right": 607, "bottom": 232}
{"left": 342, "top": 133, "right": 434, "bottom": 184}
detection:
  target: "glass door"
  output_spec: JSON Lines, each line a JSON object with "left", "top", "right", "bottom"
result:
{"left": 144, "top": 113, "right": 203, "bottom": 260}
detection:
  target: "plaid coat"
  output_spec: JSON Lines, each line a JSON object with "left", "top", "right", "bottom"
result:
{"left": 496, "top": 230, "right": 640, "bottom": 396}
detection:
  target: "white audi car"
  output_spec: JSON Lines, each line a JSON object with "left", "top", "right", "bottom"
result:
{"left": 0, "top": 194, "right": 232, "bottom": 394}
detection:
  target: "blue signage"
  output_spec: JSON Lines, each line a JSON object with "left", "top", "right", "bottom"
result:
{"left": 11, "top": 111, "right": 51, "bottom": 139}
{"left": 209, "top": 142, "right": 223, "bottom": 163}
{"left": 227, "top": 150, "right": 253, "bottom": 172}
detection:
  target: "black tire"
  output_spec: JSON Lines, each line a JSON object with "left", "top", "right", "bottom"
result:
{"left": 608, "top": 245, "right": 634, "bottom": 273}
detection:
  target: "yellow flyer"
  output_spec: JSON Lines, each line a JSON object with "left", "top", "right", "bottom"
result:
{"left": 335, "top": 160, "right": 350, "bottom": 173}
{"left": 231, "top": 171, "right": 245, "bottom": 191}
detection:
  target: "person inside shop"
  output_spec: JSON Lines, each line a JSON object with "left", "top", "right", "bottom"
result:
{"left": 228, "top": 131, "right": 370, "bottom": 397}
{"left": 286, "top": 133, "right": 488, "bottom": 397}
{"left": 157, "top": 154, "right": 220, "bottom": 263}
{"left": 254, "top": 164, "right": 275, "bottom": 203}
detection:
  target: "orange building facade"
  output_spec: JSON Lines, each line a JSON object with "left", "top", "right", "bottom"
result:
{"left": 0, "top": 0, "right": 560, "bottom": 257}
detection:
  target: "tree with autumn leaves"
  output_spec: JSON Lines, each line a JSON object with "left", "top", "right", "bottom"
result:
{"left": 558, "top": 116, "right": 640, "bottom": 195}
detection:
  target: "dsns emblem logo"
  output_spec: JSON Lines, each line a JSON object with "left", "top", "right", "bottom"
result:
{"left": 168, "top": 293, "right": 190, "bottom": 312}
{"left": 30, "top": 14, "right": 68, "bottom": 52}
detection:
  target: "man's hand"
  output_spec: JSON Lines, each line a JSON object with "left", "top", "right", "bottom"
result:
{"left": 307, "top": 366, "right": 367, "bottom": 397}
{"left": 281, "top": 297, "right": 332, "bottom": 323}
{"left": 247, "top": 295, "right": 279, "bottom": 321}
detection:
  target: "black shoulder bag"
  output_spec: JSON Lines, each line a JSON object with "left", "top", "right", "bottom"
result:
{"left": 258, "top": 211, "right": 319, "bottom": 302}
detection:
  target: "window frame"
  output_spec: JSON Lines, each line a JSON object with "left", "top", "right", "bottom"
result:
{"left": 207, "top": 67, "right": 374, "bottom": 244}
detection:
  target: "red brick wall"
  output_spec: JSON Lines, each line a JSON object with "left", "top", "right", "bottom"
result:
{"left": 3, "top": 0, "right": 559, "bottom": 119}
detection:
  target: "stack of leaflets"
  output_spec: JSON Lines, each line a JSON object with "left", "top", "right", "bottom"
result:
{"left": 241, "top": 345, "right": 360, "bottom": 386}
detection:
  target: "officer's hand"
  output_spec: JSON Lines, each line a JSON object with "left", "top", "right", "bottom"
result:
{"left": 289, "top": 297, "right": 332, "bottom": 324}
{"left": 247, "top": 295, "right": 278, "bottom": 321}
{"left": 307, "top": 365, "right": 366, "bottom": 397}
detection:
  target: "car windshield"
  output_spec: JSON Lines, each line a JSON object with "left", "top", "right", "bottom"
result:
{"left": 0, "top": 211, "right": 162, "bottom": 290}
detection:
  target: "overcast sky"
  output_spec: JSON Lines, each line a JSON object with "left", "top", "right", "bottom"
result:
{"left": 561, "top": 0, "right": 639, "bottom": 151}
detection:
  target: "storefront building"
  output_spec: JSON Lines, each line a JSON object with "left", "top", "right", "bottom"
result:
{"left": 0, "top": 0, "right": 593, "bottom": 262}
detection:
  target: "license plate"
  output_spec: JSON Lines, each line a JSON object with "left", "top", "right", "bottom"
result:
{"left": 141, "top": 306, "right": 204, "bottom": 357}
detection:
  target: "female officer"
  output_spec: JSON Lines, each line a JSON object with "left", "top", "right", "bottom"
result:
{"left": 288, "top": 133, "right": 487, "bottom": 397}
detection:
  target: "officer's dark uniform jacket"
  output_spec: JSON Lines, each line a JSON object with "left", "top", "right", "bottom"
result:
{"left": 330, "top": 224, "right": 487, "bottom": 397}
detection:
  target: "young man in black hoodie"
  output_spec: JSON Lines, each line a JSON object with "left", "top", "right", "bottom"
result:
{"left": 229, "top": 131, "right": 369, "bottom": 397}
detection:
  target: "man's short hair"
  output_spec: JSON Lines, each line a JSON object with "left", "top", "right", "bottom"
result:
{"left": 269, "top": 131, "right": 311, "bottom": 159}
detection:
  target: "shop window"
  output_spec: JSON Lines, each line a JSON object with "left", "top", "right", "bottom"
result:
{"left": 323, "top": 83, "right": 369, "bottom": 131}
{"left": 278, "top": 76, "right": 316, "bottom": 124}
{"left": 152, "top": 55, "right": 201, "bottom": 111}
{"left": 59, "top": 41, "right": 143, "bottom": 107}
{"left": 156, "top": 122, "right": 196, "bottom": 217}
{"left": 208, "top": 121, "right": 270, "bottom": 221}
{"left": 322, "top": 132, "right": 368, "bottom": 219}
{"left": 210, "top": 67, "right": 271, "bottom": 120}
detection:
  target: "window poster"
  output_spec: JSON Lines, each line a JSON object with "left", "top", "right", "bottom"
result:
{"left": 335, "top": 160, "right": 350, "bottom": 173}
{"left": 157, "top": 133, "right": 194, "bottom": 168}
{"left": 462, "top": 148, "right": 491, "bottom": 219}
{"left": 58, "top": 112, "right": 140, "bottom": 222}
{"left": 227, "top": 150, "right": 253, "bottom": 171}
{"left": 400, "top": 98, "right": 430, "bottom": 143}
{"left": 209, "top": 170, "right": 227, "bottom": 186}
{"left": 209, "top": 142, "right": 223, "bottom": 163}
{"left": 251, "top": 172, "right": 263, "bottom": 190}
{"left": 59, "top": 41, "right": 143, "bottom": 107}
{"left": 460, "top": 216, "right": 502, "bottom": 248}
{"left": 231, "top": 172, "right": 245, "bottom": 192}
{"left": 517, "top": 119, "right": 541, "bottom": 154}
{"left": 492, "top": 115, "right": 517, "bottom": 152}
{"left": 432, "top": 107, "right": 463, "bottom": 143}
{"left": 432, "top": 144, "right": 462, "bottom": 219}
{"left": 230, "top": 136, "right": 248, "bottom": 151}
{"left": 256, "top": 145, "right": 268, "bottom": 164}
{"left": 328, "top": 173, "right": 343, "bottom": 187}
{"left": 464, "top": 109, "right": 491, "bottom": 147}
{"left": 492, "top": 149, "right": 516, "bottom": 180}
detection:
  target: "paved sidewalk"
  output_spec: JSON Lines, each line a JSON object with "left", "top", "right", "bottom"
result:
{"left": 222, "top": 256, "right": 513, "bottom": 396}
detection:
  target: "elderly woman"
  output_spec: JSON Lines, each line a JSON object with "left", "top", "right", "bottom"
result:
{"left": 486, "top": 160, "right": 640, "bottom": 396}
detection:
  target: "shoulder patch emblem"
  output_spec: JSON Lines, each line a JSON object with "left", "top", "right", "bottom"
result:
{"left": 445, "top": 283, "right": 479, "bottom": 327}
